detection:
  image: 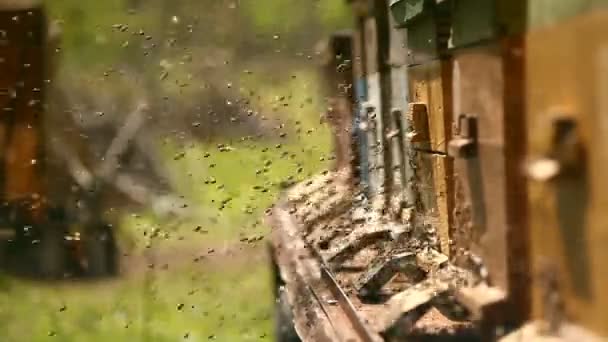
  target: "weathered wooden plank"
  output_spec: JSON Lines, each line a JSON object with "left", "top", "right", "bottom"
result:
{"left": 407, "top": 149, "right": 451, "bottom": 256}
{"left": 451, "top": 46, "right": 504, "bottom": 279}
{"left": 450, "top": 42, "right": 531, "bottom": 323}
{"left": 353, "top": 19, "right": 371, "bottom": 190}
{"left": 431, "top": 153, "right": 452, "bottom": 255}
{"left": 319, "top": 33, "right": 355, "bottom": 177}
{"left": 365, "top": 73, "right": 385, "bottom": 203}
{"left": 408, "top": 61, "right": 451, "bottom": 153}
{"left": 364, "top": 16, "right": 380, "bottom": 75}
{"left": 502, "top": 35, "right": 531, "bottom": 323}
{"left": 363, "top": 10, "right": 383, "bottom": 201}
{"left": 406, "top": 57, "right": 452, "bottom": 257}
{"left": 387, "top": 3, "right": 409, "bottom": 213}
{"left": 526, "top": 10, "right": 608, "bottom": 336}
{"left": 363, "top": 1, "right": 393, "bottom": 210}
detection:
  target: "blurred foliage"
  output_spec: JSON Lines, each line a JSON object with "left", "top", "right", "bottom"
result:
{"left": 47, "top": 0, "right": 351, "bottom": 70}
{"left": 242, "top": 0, "right": 308, "bottom": 33}
{"left": 316, "top": 0, "right": 353, "bottom": 30}
{"left": 2, "top": 0, "right": 351, "bottom": 340}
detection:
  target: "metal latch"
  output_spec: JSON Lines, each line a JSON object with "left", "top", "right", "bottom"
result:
{"left": 385, "top": 108, "right": 403, "bottom": 140}
{"left": 526, "top": 117, "right": 584, "bottom": 182}
{"left": 448, "top": 114, "right": 477, "bottom": 158}
{"left": 406, "top": 102, "right": 429, "bottom": 144}
{"left": 359, "top": 102, "right": 377, "bottom": 132}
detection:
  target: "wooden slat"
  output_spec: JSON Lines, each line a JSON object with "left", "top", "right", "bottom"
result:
{"left": 408, "top": 61, "right": 451, "bottom": 153}
{"left": 431, "top": 153, "right": 451, "bottom": 255}
{"left": 353, "top": 17, "right": 367, "bottom": 80}
{"left": 409, "top": 151, "right": 451, "bottom": 256}
{"left": 387, "top": 1, "right": 409, "bottom": 213}
{"left": 363, "top": 1, "right": 393, "bottom": 208}
{"left": 352, "top": 19, "right": 370, "bottom": 188}
{"left": 364, "top": 16, "right": 379, "bottom": 75}
{"left": 365, "top": 73, "right": 384, "bottom": 201}
{"left": 407, "top": 58, "right": 452, "bottom": 257}
{"left": 363, "top": 11, "right": 382, "bottom": 199}
{"left": 502, "top": 35, "right": 531, "bottom": 323}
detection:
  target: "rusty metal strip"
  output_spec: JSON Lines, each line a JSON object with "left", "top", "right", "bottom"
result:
{"left": 269, "top": 204, "right": 341, "bottom": 341}
{"left": 320, "top": 265, "right": 380, "bottom": 342}
{"left": 306, "top": 283, "right": 342, "bottom": 338}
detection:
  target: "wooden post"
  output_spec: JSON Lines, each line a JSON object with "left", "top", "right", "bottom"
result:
{"left": 319, "top": 32, "right": 355, "bottom": 185}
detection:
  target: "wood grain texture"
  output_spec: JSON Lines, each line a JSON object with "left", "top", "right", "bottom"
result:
{"left": 407, "top": 60, "right": 453, "bottom": 257}
{"left": 408, "top": 61, "right": 451, "bottom": 153}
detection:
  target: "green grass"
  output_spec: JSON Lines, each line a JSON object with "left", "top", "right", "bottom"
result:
{"left": 0, "top": 253, "right": 273, "bottom": 342}
{"left": 0, "top": 68, "right": 331, "bottom": 340}
{"left": 118, "top": 69, "right": 332, "bottom": 250}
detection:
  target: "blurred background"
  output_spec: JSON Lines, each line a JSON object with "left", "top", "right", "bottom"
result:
{"left": 0, "top": 0, "right": 351, "bottom": 340}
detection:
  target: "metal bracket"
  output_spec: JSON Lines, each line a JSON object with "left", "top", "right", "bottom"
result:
{"left": 448, "top": 114, "right": 478, "bottom": 158}
{"left": 406, "top": 102, "right": 430, "bottom": 145}
{"left": 526, "top": 117, "right": 584, "bottom": 182}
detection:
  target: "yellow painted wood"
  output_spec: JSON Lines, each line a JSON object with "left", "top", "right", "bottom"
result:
{"left": 431, "top": 154, "right": 452, "bottom": 256}
{"left": 408, "top": 61, "right": 451, "bottom": 153}
{"left": 408, "top": 60, "right": 452, "bottom": 257}
{"left": 526, "top": 9, "right": 608, "bottom": 337}
{"left": 410, "top": 151, "right": 451, "bottom": 256}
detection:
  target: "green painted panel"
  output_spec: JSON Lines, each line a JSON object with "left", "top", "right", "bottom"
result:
{"left": 497, "top": 0, "right": 526, "bottom": 34}
{"left": 407, "top": 12, "right": 439, "bottom": 64}
{"left": 451, "top": 0, "right": 497, "bottom": 47}
{"left": 529, "top": 0, "right": 608, "bottom": 29}
{"left": 390, "top": 0, "right": 431, "bottom": 27}
{"left": 450, "top": 0, "right": 526, "bottom": 47}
